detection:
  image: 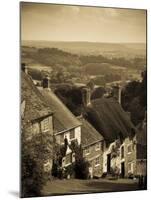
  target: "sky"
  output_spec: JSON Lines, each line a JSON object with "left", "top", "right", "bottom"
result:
{"left": 21, "top": 2, "right": 146, "bottom": 43}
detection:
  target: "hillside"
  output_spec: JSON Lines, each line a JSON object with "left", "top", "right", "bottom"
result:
{"left": 22, "top": 46, "right": 81, "bottom": 67}
{"left": 22, "top": 40, "right": 146, "bottom": 58}
{"left": 83, "top": 62, "right": 125, "bottom": 75}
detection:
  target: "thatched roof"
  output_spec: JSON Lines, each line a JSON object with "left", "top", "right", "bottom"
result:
{"left": 86, "top": 97, "right": 135, "bottom": 143}
{"left": 21, "top": 71, "right": 52, "bottom": 122}
{"left": 38, "top": 88, "right": 81, "bottom": 134}
{"left": 78, "top": 117, "right": 103, "bottom": 148}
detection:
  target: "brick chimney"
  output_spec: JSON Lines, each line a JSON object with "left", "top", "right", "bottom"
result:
{"left": 82, "top": 87, "right": 91, "bottom": 106}
{"left": 21, "top": 63, "right": 28, "bottom": 74}
{"left": 112, "top": 85, "right": 121, "bottom": 104}
{"left": 42, "top": 76, "right": 50, "bottom": 89}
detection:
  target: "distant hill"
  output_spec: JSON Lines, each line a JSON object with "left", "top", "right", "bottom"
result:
{"left": 22, "top": 46, "right": 81, "bottom": 67}
{"left": 21, "top": 45, "right": 146, "bottom": 77}
{"left": 84, "top": 63, "right": 125, "bottom": 76}
{"left": 22, "top": 40, "right": 146, "bottom": 58}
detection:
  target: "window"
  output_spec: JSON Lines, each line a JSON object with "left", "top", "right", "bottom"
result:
{"left": 95, "top": 142, "right": 101, "bottom": 151}
{"left": 127, "top": 144, "right": 132, "bottom": 154}
{"left": 70, "top": 129, "right": 75, "bottom": 140}
{"left": 65, "top": 153, "right": 72, "bottom": 165}
{"left": 121, "top": 146, "right": 124, "bottom": 159}
{"left": 84, "top": 147, "right": 90, "bottom": 155}
{"left": 42, "top": 118, "right": 49, "bottom": 131}
{"left": 95, "top": 157, "right": 100, "bottom": 166}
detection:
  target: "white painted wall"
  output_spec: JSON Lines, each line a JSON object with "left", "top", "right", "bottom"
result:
{"left": 103, "top": 141, "right": 121, "bottom": 173}
{"left": 56, "top": 126, "right": 81, "bottom": 146}
{"left": 74, "top": 126, "right": 81, "bottom": 145}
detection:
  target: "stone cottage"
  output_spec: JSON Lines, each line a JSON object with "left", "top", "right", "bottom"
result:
{"left": 38, "top": 77, "right": 82, "bottom": 168}
{"left": 83, "top": 86, "right": 137, "bottom": 178}
{"left": 21, "top": 69, "right": 54, "bottom": 172}
{"left": 78, "top": 116, "right": 104, "bottom": 178}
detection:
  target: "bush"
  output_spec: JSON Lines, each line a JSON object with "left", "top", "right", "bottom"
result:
{"left": 21, "top": 132, "right": 53, "bottom": 198}
{"left": 74, "top": 158, "right": 90, "bottom": 179}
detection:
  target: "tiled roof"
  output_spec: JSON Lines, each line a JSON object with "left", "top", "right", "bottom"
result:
{"left": 21, "top": 72, "right": 53, "bottom": 122}
{"left": 86, "top": 97, "right": 135, "bottom": 143}
{"left": 78, "top": 116, "right": 103, "bottom": 148}
{"left": 38, "top": 88, "right": 81, "bottom": 133}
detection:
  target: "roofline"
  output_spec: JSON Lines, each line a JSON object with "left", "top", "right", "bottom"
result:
{"left": 54, "top": 124, "right": 82, "bottom": 135}
{"left": 82, "top": 138, "right": 104, "bottom": 149}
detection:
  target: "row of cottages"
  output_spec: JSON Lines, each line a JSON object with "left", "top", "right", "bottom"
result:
{"left": 82, "top": 86, "right": 147, "bottom": 178}
{"left": 21, "top": 65, "right": 146, "bottom": 179}
{"left": 37, "top": 76, "right": 82, "bottom": 168}
{"left": 38, "top": 76, "right": 105, "bottom": 177}
{"left": 21, "top": 69, "right": 81, "bottom": 172}
{"left": 21, "top": 67, "right": 104, "bottom": 178}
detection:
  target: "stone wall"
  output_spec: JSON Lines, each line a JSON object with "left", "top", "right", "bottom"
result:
{"left": 83, "top": 141, "right": 103, "bottom": 177}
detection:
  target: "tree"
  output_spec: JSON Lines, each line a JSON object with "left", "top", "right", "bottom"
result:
{"left": 121, "top": 71, "right": 146, "bottom": 125}
{"left": 54, "top": 86, "right": 83, "bottom": 116}
{"left": 70, "top": 142, "right": 90, "bottom": 179}
{"left": 139, "top": 70, "right": 147, "bottom": 108}
{"left": 91, "top": 87, "right": 106, "bottom": 100}
{"left": 21, "top": 132, "right": 53, "bottom": 198}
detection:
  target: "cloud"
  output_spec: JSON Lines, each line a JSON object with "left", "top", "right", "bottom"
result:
{"left": 21, "top": 3, "right": 146, "bottom": 43}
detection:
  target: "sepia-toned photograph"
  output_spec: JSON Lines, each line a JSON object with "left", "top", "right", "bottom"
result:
{"left": 20, "top": 2, "right": 147, "bottom": 198}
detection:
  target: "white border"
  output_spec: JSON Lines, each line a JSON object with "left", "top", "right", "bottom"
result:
{"left": 0, "top": 0, "right": 150, "bottom": 200}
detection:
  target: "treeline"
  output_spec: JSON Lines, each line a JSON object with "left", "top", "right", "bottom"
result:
{"left": 22, "top": 47, "right": 81, "bottom": 67}
{"left": 22, "top": 46, "right": 146, "bottom": 71}
{"left": 92, "top": 74, "right": 121, "bottom": 86}
{"left": 80, "top": 55, "right": 146, "bottom": 70}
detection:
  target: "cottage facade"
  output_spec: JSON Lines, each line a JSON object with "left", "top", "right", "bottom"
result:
{"left": 85, "top": 96, "right": 138, "bottom": 178}
{"left": 79, "top": 117, "right": 104, "bottom": 178}
{"left": 38, "top": 78, "right": 82, "bottom": 168}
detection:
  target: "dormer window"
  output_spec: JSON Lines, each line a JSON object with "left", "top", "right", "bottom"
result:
{"left": 42, "top": 118, "right": 49, "bottom": 132}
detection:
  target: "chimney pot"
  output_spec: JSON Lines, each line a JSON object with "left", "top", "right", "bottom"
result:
{"left": 82, "top": 87, "right": 91, "bottom": 106}
{"left": 112, "top": 85, "right": 121, "bottom": 104}
{"left": 42, "top": 76, "right": 50, "bottom": 89}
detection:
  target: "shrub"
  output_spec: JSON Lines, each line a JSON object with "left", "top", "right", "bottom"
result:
{"left": 21, "top": 132, "right": 53, "bottom": 198}
{"left": 74, "top": 158, "right": 90, "bottom": 179}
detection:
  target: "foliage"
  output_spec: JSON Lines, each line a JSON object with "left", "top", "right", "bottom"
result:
{"left": 21, "top": 132, "right": 53, "bottom": 198}
{"left": 110, "top": 166, "right": 120, "bottom": 177}
{"left": 139, "top": 70, "right": 147, "bottom": 108}
{"left": 74, "top": 155, "right": 90, "bottom": 179}
{"left": 110, "top": 140, "right": 121, "bottom": 158}
{"left": 121, "top": 71, "right": 147, "bottom": 125}
{"left": 70, "top": 143, "right": 90, "bottom": 179}
{"left": 54, "top": 85, "right": 83, "bottom": 116}
{"left": 91, "top": 87, "right": 106, "bottom": 100}
{"left": 52, "top": 140, "right": 90, "bottom": 180}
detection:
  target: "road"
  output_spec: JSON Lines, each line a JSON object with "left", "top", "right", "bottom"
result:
{"left": 43, "top": 178, "right": 140, "bottom": 196}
